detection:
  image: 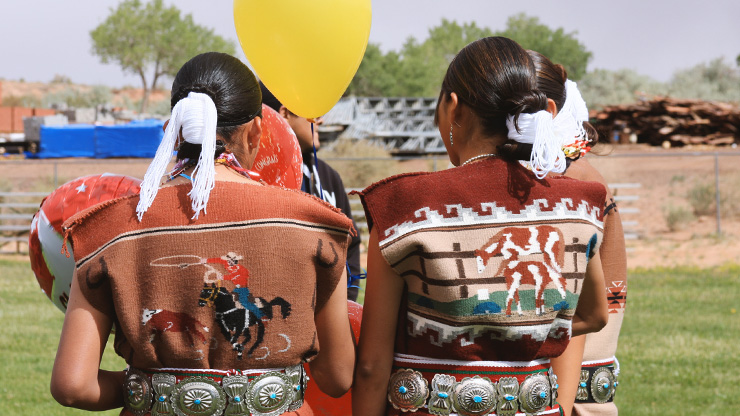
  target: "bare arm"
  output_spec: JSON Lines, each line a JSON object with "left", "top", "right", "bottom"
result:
{"left": 309, "top": 268, "right": 355, "bottom": 398}
{"left": 352, "top": 228, "right": 405, "bottom": 416}
{"left": 51, "top": 269, "right": 124, "bottom": 410}
{"left": 550, "top": 335, "right": 586, "bottom": 416}
{"left": 571, "top": 252, "right": 608, "bottom": 337}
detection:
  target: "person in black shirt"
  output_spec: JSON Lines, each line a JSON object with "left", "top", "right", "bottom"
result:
{"left": 260, "top": 82, "right": 363, "bottom": 301}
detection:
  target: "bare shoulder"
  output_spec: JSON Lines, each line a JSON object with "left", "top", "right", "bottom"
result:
{"left": 564, "top": 158, "right": 607, "bottom": 186}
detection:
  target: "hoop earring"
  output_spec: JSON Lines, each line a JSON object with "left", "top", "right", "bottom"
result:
{"left": 449, "top": 125, "right": 454, "bottom": 147}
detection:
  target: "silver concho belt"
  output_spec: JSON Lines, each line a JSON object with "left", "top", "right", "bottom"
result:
{"left": 575, "top": 357, "right": 620, "bottom": 404}
{"left": 123, "top": 365, "right": 307, "bottom": 416}
{"left": 387, "top": 367, "right": 559, "bottom": 416}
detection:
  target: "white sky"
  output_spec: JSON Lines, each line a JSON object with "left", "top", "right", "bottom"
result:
{"left": 0, "top": 0, "right": 738, "bottom": 87}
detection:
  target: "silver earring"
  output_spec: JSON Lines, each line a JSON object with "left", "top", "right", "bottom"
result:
{"left": 449, "top": 125, "right": 454, "bottom": 146}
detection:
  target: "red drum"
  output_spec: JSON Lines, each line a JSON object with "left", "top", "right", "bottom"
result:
{"left": 252, "top": 104, "right": 303, "bottom": 190}
{"left": 28, "top": 174, "right": 142, "bottom": 313}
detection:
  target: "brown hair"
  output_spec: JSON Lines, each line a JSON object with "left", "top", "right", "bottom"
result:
{"left": 527, "top": 50, "right": 599, "bottom": 143}
{"left": 171, "top": 52, "right": 263, "bottom": 161}
{"left": 435, "top": 37, "right": 547, "bottom": 139}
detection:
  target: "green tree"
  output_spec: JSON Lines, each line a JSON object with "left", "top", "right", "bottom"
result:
{"left": 348, "top": 19, "right": 492, "bottom": 96}
{"left": 495, "top": 13, "right": 591, "bottom": 80}
{"left": 345, "top": 44, "right": 401, "bottom": 96}
{"left": 90, "top": 0, "right": 235, "bottom": 113}
{"left": 347, "top": 16, "right": 591, "bottom": 97}
{"left": 396, "top": 19, "right": 493, "bottom": 96}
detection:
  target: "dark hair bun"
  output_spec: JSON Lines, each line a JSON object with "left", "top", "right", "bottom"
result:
{"left": 506, "top": 89, "right": 548, "bottom": 116}
{"left": 498, "top": 141, "right": 533, "bottom": 161}
{"left": 171, "top": 84, "right": 219, "bottom": 107}
{"left": 505, "top": 89, "right": 548, "bottom": 132}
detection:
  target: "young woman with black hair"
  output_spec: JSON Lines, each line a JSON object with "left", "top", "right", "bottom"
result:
{"left": 51, "top": 52, "right": 355, "bottom": 416}
{"left": 525, "top": 50, "right": 627, "bottom": 416}
{"left": 353, "top": 37, "right": 609, "bottom": 416}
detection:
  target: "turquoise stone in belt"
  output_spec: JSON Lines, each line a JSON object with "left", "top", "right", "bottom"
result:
{"left": 505, "top": 394, "right": 515, "bottom": 401}
{"left": 269, "top": 393, "right": 277, "bottom": 399}
{"left": 603, "top": 383, "right": 610, "bottom": 390}
{"left": 158, "top": 396, "right": 166, "bottom": 402}
{"left": 194, "top": 399, "right": 201, "bottom": 405}
{"left": 580, "top": 382, "right": 587, "bottom": 388}
{"left": 234, "top": 396, "right": 241, "bottom": 403}
{"left": 399, "top": 386, "right": 407, "bottom": 394}
{"left": 437, "top": 392, "right": 448, "bottom": 399}
{"left": 473, "top": 395, "right": 482, "bottom": 403}
{"left": 540, "top": 391, "right": 547, "bottom": 398}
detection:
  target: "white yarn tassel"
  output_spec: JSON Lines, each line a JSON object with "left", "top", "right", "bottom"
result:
{"left": 136, "top": 98, "right": 183, "bottom": 221}
{"left": 557, "top": 79, "right": 589, "bottom": 143}
{"left": 506, "top": 110, "right": 565, "bottom": 179}
{"left": 135, "top": 92, "right": 218, "bottom": 221}
{"left": 183, "top": 93, "right": 218, "bottom": 219}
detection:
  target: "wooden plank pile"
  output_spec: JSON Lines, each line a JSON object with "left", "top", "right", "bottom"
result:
{"left": 590, "top": 98, "right": 740, "bottom": 146}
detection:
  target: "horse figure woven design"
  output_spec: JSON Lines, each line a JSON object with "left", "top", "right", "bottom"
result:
{"left": 475, "top": 225, "right": 567, "bottom": 316}
{"left": 198, "top": 283, "right": 291, "bottom": 359}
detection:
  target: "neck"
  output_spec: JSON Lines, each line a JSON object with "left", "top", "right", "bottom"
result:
{"left": 454, "top": 131, "right": 507, "bottom": 167}
{"left": 213, "top": 163, "right": 256, "bottom": 184}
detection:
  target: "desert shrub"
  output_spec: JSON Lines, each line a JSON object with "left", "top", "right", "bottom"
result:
{"left": 579, "top": 68, "right": 667, "bottom": 110}
{"left": 718, "top": 177, "right": 740, "bottom": 219}
{"left": 113, "top": 94, "right": 139, "bottom": 111}
{"left": 663, "top": 204, "right": 695, "bottom": 231}
{"left": 321, "top": 139, "right": 398, "bottom": 188}
{"left": 2, "top": 94, "right": 42, "bottom": 107}
{"left": 147, "top": 98, "right": 172, "bottom": 116}
{"left": 670, "top": 174, "right": 685, "bottom": 184}
{"left": 668, "top": 58, "right": 740, "bottom": 102}
{"left": 44, "top": 85, "right": 112, "bottom": 109}
{"left": 687, "top": 183, "right": 716, "bottom": 216}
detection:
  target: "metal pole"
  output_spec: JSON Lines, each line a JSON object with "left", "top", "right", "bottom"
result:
{"left": 714, "top": 153, "right": 721, "bottom": 236}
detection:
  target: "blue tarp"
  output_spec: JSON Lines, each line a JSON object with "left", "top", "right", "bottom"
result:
{"left": 36, "top": 120, "right": 165, "bottom": 159}
{"left": 95, "top": 120, "right": 164, "bottom": 158}
{"left": 37, "top": 124, "right": 96, "bottom": 158}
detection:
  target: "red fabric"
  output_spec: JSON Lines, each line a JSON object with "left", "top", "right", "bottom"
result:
{"left": 359, "top": 158, "right": 607, "bottom": 363}
{"left": 360, "top": 158, "right": 606, "bottom": 236}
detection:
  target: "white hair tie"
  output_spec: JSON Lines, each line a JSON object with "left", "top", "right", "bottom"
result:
{"left": 136, "top": 92, "right": 218, "bottom": 220}
{"left": 506, "top": 110, "right": 565, "bottom": 179}
{"left": 506, "top": 80, "right": 590, "bottom": 178}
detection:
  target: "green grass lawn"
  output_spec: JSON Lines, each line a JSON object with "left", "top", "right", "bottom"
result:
{"left": 0, "top": 258, "right": 125, "bottom": 416}
{"left": 613, "top": 265, "right": 740, "bottom": 414}
{"left": 1, "top": 258, "right": 738, "bottom": 415}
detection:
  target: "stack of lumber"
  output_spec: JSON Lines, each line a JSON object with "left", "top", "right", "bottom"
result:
{"left": 591, "top": 98, "right": 740, "bottom": 146}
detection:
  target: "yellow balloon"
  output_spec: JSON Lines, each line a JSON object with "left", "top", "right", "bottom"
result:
{"left": 234, "top": 0, "right": 372, "bottom": 119}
